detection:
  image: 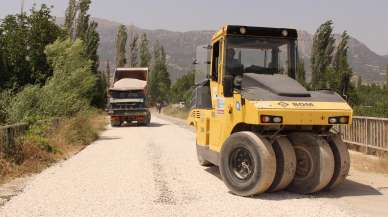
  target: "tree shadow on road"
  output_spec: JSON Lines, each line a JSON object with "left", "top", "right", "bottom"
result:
{"left": 203, "top": 166, "right": 383, "bottom": 199}
{"left": 148, "top": 122, "right": 166, "bottom": 127}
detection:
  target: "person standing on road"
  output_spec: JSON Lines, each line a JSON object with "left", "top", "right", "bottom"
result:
{"left": 156, "top": 102, "right": 162, "bottom": 114}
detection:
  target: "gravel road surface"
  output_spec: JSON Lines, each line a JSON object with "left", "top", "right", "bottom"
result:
{"left": 0, "top": 115, "right": 387, "bottom": 217}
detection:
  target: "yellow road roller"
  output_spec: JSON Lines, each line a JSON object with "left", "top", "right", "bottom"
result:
{"left": 188, "top": 25, "right": 352, "bottom": 196}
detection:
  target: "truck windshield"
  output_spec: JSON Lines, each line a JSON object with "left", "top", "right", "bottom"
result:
{"left": 225, "top": 36, "right": 296, "bottom": 77}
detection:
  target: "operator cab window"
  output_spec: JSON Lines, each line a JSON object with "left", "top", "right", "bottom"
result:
{"left": 211, "top": 41, "right": 220, "bottom": 82}
{"left": 225, "top": 36, "right": 296, "bottom": 77}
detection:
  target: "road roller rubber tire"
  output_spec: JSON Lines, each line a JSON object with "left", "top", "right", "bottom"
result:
{"left": 219, "top": 132, "right": 276, "bottom": 196}
{"left": 267, "top": 136, "right": 296, "bottom": 192}
{"left": 287, "top": 133, "right": 335, "bottom": 194}
{"left": 323, "top": 133, "right": 350, "bottom": 190}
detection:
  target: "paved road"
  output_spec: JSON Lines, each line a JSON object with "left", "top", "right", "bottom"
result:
{"left": 0, "top": 115, "right": 387, "bottom": 217}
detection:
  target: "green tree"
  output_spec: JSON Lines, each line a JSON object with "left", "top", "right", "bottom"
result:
{"left": 83, "top": 21, "right": 99, "bottom": 73}
{"left": 170, "top": 72, "right": 195, "bottom": 104}
{"left": 353, "top": 84, "right": 388, "bottom": 118}
{"left": 139, "top": 33, "right": 151, "bottom": 67}
{"left": 157, "top": 46, "right": 171, "bottom": 98}
{"left": 296, "top": 58, "right": 306, "bottom": 86}
{"left": 149, "top": 43, "right": 161, "bottom": 103}
{"left": 386, "top": 64, "right": 388, "bottom": 88}
{"left": 75, "top": 0, "right": 91, "bottom": 40}
{"left": 0, "top": 90, "right": 12, "bottom": 124}
{"left": 106, "top": 61, "right": 111, "bottom": 87}
{"left": 149, "top": 42, "right": 171, "bottom": 103}
{"left": 128, "top": 33, "right": 139, "bottom": 67}
{"left": 115, "top": 25, "right": 127, "bottom": 67}
{"left": 0, "top": 5, "right": 62, "bottom": 89}
{"left": 0, "top": 31, "right": 9, "bottom": 88}
{"left": 64, "top": 0, "right": 77, "bottom": 39}
{"left": 27, "top": 5, "right": 63, "bottom": 85}
{"left": 331, "top": 31, "right": 353, "bottom": 96}
{"left": 310, "top": 20, "right": 335, "bottom": 89}
{"left": 0, "top": 14, "right": 29, "bottom": 89}
{"left": 7, "top": 39, "right": 98, "bottom": 123}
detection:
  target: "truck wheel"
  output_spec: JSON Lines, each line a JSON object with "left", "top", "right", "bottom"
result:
{"left": 146, "top": 114, "right": 151, "bottom": 126}
{"left": 219, "top": 132, "right": 276, "bottom": 196}
{"left": 287, "top": 133, "right": 334, "bottom": 194}
{"left": 196, "top": 145, "right": 213, "bottom": 167}
{"left": 323, "top": 133, "right": 350, "bottom": 190}
{"left": 267, "top": 137, "right": 296, "bottom": 192}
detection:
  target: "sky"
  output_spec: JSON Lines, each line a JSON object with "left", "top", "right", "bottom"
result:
{"left": 1, "top": 0, "right": 387, "bottom": 55}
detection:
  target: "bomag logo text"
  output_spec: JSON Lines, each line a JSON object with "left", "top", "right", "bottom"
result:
{"left": 292, "top": 102, "right": 314, "bottom": 107}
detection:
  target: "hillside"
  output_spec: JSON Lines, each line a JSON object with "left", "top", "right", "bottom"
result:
{"left": 58, "top": 17, "right": 388, "bottom": 83}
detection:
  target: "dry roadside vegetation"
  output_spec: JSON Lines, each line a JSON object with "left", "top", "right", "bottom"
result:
{"left": 0, "top": 110, "right": 107, "bottom": 184}
{"left": 162, "top": 105, "right": 190, "bottom": 120}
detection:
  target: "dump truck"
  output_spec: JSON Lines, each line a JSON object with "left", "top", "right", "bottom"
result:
{"left": 108, "top": 68, "right": 151, "bottom": 126}
{"left": 188, "top": 25, "right": 352, "bottom": 196}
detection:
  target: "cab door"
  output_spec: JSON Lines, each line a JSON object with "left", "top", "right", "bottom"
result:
{"left": 209, "top": 38, "right": 225, "bottom": 152}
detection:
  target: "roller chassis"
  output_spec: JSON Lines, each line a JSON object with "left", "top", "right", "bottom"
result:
{"left": 189, "top": 25, "right": 352, "bottom": 196}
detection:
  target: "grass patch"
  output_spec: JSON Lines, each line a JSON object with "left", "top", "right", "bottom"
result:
{"left": 162, "top": 105, "right": 190, "bottom": 120}
{"left": 0, "top": 110, "right": 107, "bottom": 184}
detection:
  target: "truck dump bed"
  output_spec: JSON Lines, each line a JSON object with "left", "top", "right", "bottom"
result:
{"left": 110, "top": 78, "right": 147, "bottom": 91}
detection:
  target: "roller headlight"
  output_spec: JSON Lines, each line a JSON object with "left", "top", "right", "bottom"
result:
{"left": 339, "top": 116, "right": 349, "bottom": 124}
{"left": 329, "top": 117, "right": 338, "bottom": 124}
{"left": 328, "top": 116, "right": 349, "bottom": 124}
{"left": 273, "top": 117, "right": 283, "bottom": 123}
{"left": 261, "top": 115, "right": 283, "bottom": 124}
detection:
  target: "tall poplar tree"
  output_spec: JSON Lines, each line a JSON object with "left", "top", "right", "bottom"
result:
{"left": 296, "top": 58, "right": 306, "bottom": 86}
{"left": 310, "top": 20, "right": 335, "bottom": 89}
{"left": 106, "top": 61, "right": 111, "bottom": 87}
{"left": 332, "top": 31, "right": 352, "bottom": 96}
{"left": 83, "top": 21, "right": 99, "bottom": 73}
{"left": 128, "top": 33, "right": 139, "bottom": 67}
{"left": 149, "top": 42, "right": 170, "bottom": 103}
{"left": 64, "top": 0, "right": 77, "bottom": 39}
{"left": 75, "top": 0, "right": 91, "bottom": 40}
{"left": 139, "top": 33, "right": 151, "bottom": 67}
{"left": 115, "top": 25, "right": 127, "bottom": 67}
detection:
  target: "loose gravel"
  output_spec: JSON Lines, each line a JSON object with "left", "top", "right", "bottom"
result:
{"left": 0, "top": 116, "right": 386, "bottom": 217}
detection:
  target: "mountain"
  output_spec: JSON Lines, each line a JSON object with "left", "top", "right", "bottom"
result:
{"left": 57, "top": 17, "right": 388, "bottom": 83}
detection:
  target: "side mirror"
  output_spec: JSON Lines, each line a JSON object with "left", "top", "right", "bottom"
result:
{"left": 223, "top": 75, "right": 234, "bottom": 97}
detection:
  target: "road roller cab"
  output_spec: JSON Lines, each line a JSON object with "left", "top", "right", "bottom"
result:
{"left": 189, "top": 25, "right": 352, "bottom": 196}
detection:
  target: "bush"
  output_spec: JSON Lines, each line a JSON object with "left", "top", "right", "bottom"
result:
{"left": 0, "top": 89, "right": 12, "bottom": 124}
{"left": 162, "top": 105, "right": 190, "bottom": 120}
{"left": 7, "top": 85, "right": 43, "bottom": 123}
{"left": 6, "top": 39, "right": 97, "bottom": 124}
